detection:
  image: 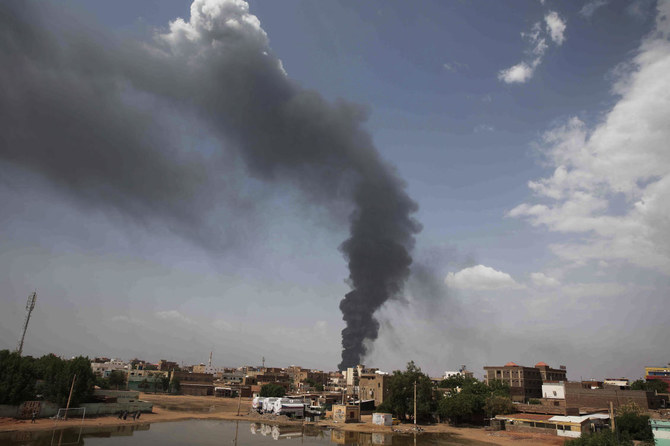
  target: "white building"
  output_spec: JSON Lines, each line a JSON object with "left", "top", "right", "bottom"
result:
{"left": 542, "top": 382, "right": 565, "bottom": 399}
{"left": 91, "top": 359, "right": 129, "bottom": 377}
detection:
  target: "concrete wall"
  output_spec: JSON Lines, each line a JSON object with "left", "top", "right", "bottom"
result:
{"left": 564, "top": 382, "right": 657, "bottom": 410}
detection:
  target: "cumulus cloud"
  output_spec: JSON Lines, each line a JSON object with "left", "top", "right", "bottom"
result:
{"left": 499, "top": 11, "right": 565, "bottom": 84}
{"left": 579, "top": 0, "right": 609, "bottom": 18}
{"left": 155, "top": 310, "right": 194, "bottom": 324}
{"left": 510, "top": 1, "right": 670, "bottom": 273}
{"left": 530, "top": 272, "right": 560, "bottom": 287}
{"left": 498, "top": 62, "right": 536, "bottom": 84}
{"left": 445, "top": 265, "right": 523, "bottom": 291}
{"left": 545, "top": 12, "right": 566, "bottom": 45}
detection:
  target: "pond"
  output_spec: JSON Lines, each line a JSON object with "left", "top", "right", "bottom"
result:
{"left": 0, "top": 420, "right": 493, "bottom": 446}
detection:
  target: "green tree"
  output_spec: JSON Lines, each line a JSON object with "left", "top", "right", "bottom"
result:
{"left": 630, "top": 379, "right": 668, "bottom": 393}
{"left": 260, "top": 383, "right": 286, "bottom": 397}
{"left": 108, "top": 371, "right": 126, "bottom": 389}
{"left": 437, "top": 377, "right": 513, "bottom": 424}
{"left": 437, "top": 391, "right": 481, "bottom": 423}
{"left": 38, "top": 355, "right": 95, "bottom": 407}
{"left": 483, "top": 395, "right": 515, "bottom": 417}
{"left": 616, "top": 412, "right": 653, "bottom": 442}
{"left": 160, "top": 375, "right": 171, "bottom": 392}
{"left": 376, "top": 361, "right": 435, "bottom": 423}
{"left": 565, "top": 430, "right": 633, "bottom": 446}
{"left": 0, "top": 350, "right": 37, "bottom": 404}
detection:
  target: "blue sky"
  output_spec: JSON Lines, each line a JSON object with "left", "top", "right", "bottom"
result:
{"left": 1, "top": 0, "right": 669, "bottom": 380}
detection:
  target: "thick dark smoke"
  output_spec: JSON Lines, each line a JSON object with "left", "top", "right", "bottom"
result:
{"left": 0, "top": 0, "right": 420, "bottom": 369}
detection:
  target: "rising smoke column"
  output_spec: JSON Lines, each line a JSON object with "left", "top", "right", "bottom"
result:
{"left": 0, "top": 0, "right": 420, "bottom": 369}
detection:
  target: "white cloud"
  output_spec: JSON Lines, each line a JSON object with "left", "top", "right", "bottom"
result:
{"left": 530, "top": 272, "right": 560, "bottom": 287}
{"left": 545, "top": 11, "right": 566, "bottom": 45}
{"left": 474, "top": 124, "right": 494, "bottom": 133}
{"left": 510, "top": 1, "right": 670, "bottom": 273}
{"left": 443, "top": 61, "right": 467, "bottom": 73}
{"left": 499, "top": 12, "right": 565, "bottom": 84}
{"left": 445, "top": 264, "right": 523, "bottom": 291}
{"left": 498, "top": 62, "right": 535, "bottom": 84}
{"left": 155, "top": 310, "right": 194, "bottom": 324}
{"left": 579, "top": 0, "right": 609, "bottom": 18}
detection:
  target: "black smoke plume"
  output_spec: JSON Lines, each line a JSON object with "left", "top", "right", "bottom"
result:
{"left": 0, "top": 0, "right": 420, "bottom": 369}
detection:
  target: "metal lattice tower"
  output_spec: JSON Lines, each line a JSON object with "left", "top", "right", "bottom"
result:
{"left": 16, "top": 291, "right": 37, "bottom": 356}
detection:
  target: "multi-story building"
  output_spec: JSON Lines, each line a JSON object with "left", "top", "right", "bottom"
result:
{"left": 91, "top": 358, "right": 129, "bottom": 377}
{"left": 158, "top": 360, "right": 179, "bottom": 371}
{"left": 645, "top": 365, "right": 670, "bottom": 387}
{"left": 358, "top": 372, "right": 390, "bottom": 407}
{"left": 484, "top": 361, "right": 567, "bottom": 402}
{"left": 443, "top": 365, "right": 475, "bottom": 380}
{"left": 344, "top": 365, "right": 378, "bottom": 395}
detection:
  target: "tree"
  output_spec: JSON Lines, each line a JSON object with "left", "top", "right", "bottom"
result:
{"left": 38, "top": 355, "right": 95, "bottom": 407}
{"left": 630, "top": 378, "right": 668, "bottom": 393}
{"left": 260, "top": 383, "right": 286, "bottom": 397}
{"left": 376, "top": 361, "right": 435, "bottom": 423}
{"left": 437, "top": 377, "right": 513, "bottom": 425}
{"left": 438, "top": 391, "right": 481, "bottom": 423}
{"left": 483, "top": 395, "right": 515, "bottom": 417}
{"left": 565, "top": 430, "right": 633, "bottom": 446}
{"left": 160, "top": 375, "right": 171, "bottom": 392}
{"left": 0, "top": 350, "right": 37, "bottom": 405}
{"left": 108, "top": 371, "right": 126, "bottom": 390}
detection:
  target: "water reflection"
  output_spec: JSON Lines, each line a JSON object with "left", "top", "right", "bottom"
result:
{"left": 250, "top": 423, "right": 327, "bottom": 441}
{"left": 0, "top": 420, "right": 489, "bottom": 445}
{"left": 0, "top": 423, "right": 150, "bottom": 446}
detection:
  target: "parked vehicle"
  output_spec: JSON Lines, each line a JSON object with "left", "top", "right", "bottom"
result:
{"left": 262, "top": 397, "right": 279, "bottom": 413}
{"left": 252, "top": 396, "right": 265, "bottom": 413}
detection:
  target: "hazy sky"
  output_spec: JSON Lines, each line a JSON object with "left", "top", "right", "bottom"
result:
{"left": 1, "top": 0, "right": 669, "bottom": 381}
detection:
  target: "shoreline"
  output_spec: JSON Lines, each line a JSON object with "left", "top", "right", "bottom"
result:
{"left": 0, "top": 393, "right": 565, "bottom": 445}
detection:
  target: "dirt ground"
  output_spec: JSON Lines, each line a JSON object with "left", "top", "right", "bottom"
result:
{"left": 0, "top": 393, "right": 566, "bottom": 445}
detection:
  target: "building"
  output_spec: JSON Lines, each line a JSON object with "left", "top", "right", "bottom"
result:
{"left": 651, "top": 419, "right": 670, "bottom": 445}
{"left": 535, "top": 362, "right": 567, "bottom": 381}
{"left": 646, "top": 365, "right": 670, "bottom": 387}
{"left": 157, "top": 360, "right": 179, "bottom": 372}
{"left": 494, "top": 412, "right": 609, "bottom": 439}
{"left": 484, "top": 362, "right": 567, "bottom": 402}
{"left": 91, "top": 359, "right": 129, "bottom": 377}
{"left": 484, "top": 362, "right": 542, "bottom": 402}
{"left": 332, "top": 404, "right": 360, "bottom": 423}
{"left": 344, "top": 365, "right": 378, "bottom": 395}
{"left": 443, "top": 365, "right": 474, "bottom": 380}
{"left": 603, "top": 378, "right": 629, "bottom": 388}
{"left": 172, "top": 371, "right": 214, "bottom": 396}
{"left": 563, "top": 381, "right": 666, "bottom": 411}
{"left": 358, "top": 373, "right": 390, "bottom": 407}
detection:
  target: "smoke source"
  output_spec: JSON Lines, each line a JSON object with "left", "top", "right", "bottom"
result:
{"left": 0, "top": 0, "right": 420, "bottom": 369}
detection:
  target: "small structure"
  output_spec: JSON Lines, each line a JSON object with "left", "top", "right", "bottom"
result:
{"left": 651, "top": 419, "right": 670, "bottom": 445}
{"left": 372, "top": 412, "right": 393, "bottom": 426}
{"left": 332, "top": 404, "right": 360, "bottom": 423}
{"left": 495, "top": 412, "right": 609, "bottom": 438}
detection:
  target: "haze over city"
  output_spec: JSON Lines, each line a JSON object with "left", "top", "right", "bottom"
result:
{"left": 1, "top": 0, "right": 669, "bottom": 381}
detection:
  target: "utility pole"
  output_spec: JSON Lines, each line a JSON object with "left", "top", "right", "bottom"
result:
{"left": 65, "top": 374, "right": 77, "bottom": 419}
{"left": 16, "top": 291, "right": 37, "bottom": 356}
{"left": 609, "top": 401, "right": 616, "bottom": 431}
{"left": 414, "top": 381, "right": 417, "bottom": 426}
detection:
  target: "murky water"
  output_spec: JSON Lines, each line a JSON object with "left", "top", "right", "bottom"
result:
{"left": 0, "top": 420, "right": 492, "bottom": 445}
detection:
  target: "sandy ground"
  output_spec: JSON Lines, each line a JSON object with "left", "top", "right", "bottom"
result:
{"left": 0, "top": 393, "right": 566, "bottom": 445}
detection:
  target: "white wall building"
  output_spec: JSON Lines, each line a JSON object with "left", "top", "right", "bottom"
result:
{"left": 542, "top": 382, "right": 566, "bottom": 399}
{"left": 91, "top": 359, "right": 129, "bottom": 377}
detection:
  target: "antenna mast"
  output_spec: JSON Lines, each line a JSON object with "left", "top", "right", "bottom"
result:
{"left": 16, "top": 291, "right": 37, "bottom": 356}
